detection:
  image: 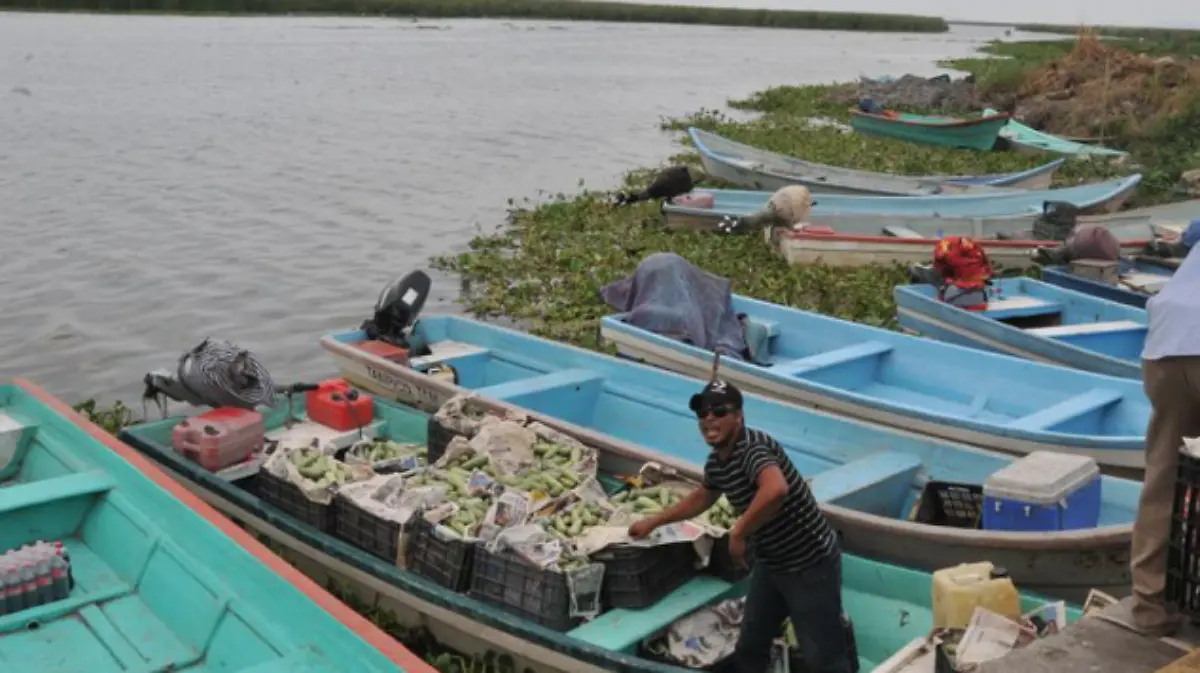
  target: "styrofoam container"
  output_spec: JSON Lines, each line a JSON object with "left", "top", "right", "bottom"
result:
{"left": 982, "top": 451, "right": 1101, "bottom": 532}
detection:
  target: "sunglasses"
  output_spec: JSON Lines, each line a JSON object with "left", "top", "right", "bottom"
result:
{"left": 695, "top": 405, "right": 735, "bottom": 419}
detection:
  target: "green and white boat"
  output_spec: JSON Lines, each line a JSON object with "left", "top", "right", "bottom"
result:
{"left": 120, "top": 386, "right": 1082, "bottom": 673}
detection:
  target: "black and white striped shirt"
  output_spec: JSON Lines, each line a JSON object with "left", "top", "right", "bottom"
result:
{"left": 703, "top": 426, "right": 836, "bottom": 574}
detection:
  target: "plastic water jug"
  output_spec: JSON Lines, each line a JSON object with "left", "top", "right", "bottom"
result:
{"left": 931, "top": 561, "right": 1021, "bottom": 629}
{"left": 171, "top": 408, "right": 265, "bottom": 472}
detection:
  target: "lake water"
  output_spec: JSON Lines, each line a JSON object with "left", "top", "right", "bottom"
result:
{"left": 0, "top": 14, "right": 1020, "bottom": 405}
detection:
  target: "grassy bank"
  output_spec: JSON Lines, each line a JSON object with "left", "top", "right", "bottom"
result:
{"left": 0, "top": 0, "right": 948, "bottom": 31}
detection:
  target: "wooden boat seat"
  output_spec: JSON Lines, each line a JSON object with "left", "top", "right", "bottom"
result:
{"left": 980, "top": 296, "right": 1064, "bottom": 320}
{"left": 567, "top": 575, "right": 741, "bottom": 653}
{"left": 742, "top": 316, "right": 779, "bottom": 365}
{"left": 771, "top": 341, "right": 894, "bottom": 378}
{"left": 809, "top": 451, "right": 924, "bottom": 507}
{"left": 1024, "top": 320, "right": 1145, "bottom": 338}
{"left": 882, "top": 225, "right": 925, "bottom": 239}
{"left": 472, "top": 368, "right": 605, "bottom": 406}
{"left": 1007, "top": 388, "right": 1124, "bottom": 431}
{"left": 409, "top": 341, "right": 491, "bottom": 369}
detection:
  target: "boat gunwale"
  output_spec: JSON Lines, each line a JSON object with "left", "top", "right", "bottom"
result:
{"left": 10, "top": 378, "right": 438, "bottom": 673}
{"left": 317, "top": 329, "right": 1132, "bottom": 550}
{"left": 777, "top": 230, "right": 1152, "bottom": 248}
{"left": 848, "top": 108, "right": 1011, "bottom": 129}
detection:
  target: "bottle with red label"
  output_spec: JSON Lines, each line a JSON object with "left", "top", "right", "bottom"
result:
{"left": 306, "top": 379, "right": 374, "bottom": 432}
{"left": 171, "top": 408, "right": 266, "bottom": 472}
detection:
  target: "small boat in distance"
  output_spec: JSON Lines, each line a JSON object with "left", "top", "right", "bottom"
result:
{"left": 894, "top": 278, "right": 1148, "bottom": 379}
{"left": 598, "top": 293, "right": 1149, "bottom": 470}
{"left": 0, "top": 379, "right": 432, "bottom": 673}
{"left": 320, "top": 316, "right": 1142, "bottom": 601}
{"left": 688, "top": 127, "right": 1064, "bottom": 195}
{"left": 985, "top": 108, "right": 1130, "bottom": 160}
{"left": 849, "top": 108, "right": 1011, "bottom": 150}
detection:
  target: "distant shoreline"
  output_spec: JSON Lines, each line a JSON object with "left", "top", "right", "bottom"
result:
{"left": 0, "top": 1, "right": 948, "bottom": 32}
{"left": 949, "top": 20, "right": 1200, "bottom": 39}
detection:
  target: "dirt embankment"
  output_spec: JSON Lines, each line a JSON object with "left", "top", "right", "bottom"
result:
{"left": 1012, "top": 33, "right": 1200, "bottom": 139}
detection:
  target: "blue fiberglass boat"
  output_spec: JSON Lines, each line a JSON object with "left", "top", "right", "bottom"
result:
{"left": 597, "top": 294, "right": 1148, "bottom": 471}
{"left": 662, "top": 173, "right": 1141, "bottom": 224}
{"left": 894, "top": 278, "right": 1148, "bottom": 380}
{"left": 1040, "top": 258, "right": 1177, "bottom": 309}
{"left": 0, "top": 379, "right": 431, "bottom": 673}
{"left": 320, "top": 317, "right": 1141, "bottom": 602}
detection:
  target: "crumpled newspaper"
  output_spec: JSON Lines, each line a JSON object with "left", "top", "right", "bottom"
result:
{"left": 434, "top": 393, "right": 528, "bottom": 436}
{"left": 645, "top": 597, "right": 798, "bottom": 670}
{"left": 262, "top": 446, "right": 372, "bottom": 505}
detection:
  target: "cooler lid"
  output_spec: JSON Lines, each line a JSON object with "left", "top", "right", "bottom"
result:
{"left": 983, "top": 451, "right": 1100, "bottom": 505}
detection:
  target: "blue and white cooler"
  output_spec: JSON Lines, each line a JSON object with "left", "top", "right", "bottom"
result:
{"left": 982, "top": 451, "right": 1102, "bottom": 532}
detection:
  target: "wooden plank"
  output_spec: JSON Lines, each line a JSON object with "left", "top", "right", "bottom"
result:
{"left": 1025, "top": 320, "right": 1144, "bottom": 337}
{"left": 1157, "top": 649, "right": 1200, "bottom": 672}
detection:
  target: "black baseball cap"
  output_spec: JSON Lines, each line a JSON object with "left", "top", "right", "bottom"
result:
{"left": 689, "top": 379, "right": 744, "bottom": 413}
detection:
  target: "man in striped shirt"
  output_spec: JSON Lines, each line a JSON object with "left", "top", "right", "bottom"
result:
{"left": 629, "top": 379, "right": 851, "bottom": 673}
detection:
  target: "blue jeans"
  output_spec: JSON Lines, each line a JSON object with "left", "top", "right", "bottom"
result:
{"left": 732, "top": 549, "right": 852, "bottom": 673}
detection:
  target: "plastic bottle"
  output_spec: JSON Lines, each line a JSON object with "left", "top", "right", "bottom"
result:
{"left": 50, "top": 557, "right": 70, "bottom": 601}
{"left": 0, "top": 560, "right": 13, "bottom": 616}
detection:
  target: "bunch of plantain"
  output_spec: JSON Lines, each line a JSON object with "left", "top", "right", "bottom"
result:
{"left": 543, "top": 501, "right": 611, "bottom": 540}
{"left": 533, "top": 441, "right": 588, "bottom": 471}
{"left": 514, "top": 463, "right": 582, "bottom": 499}
{"left": 360, "top": 439, "right": 427, "bottom": 464}
{"left": 440, "top": 447, "right": 494, "bottom": 474}
{"left": 405, "top": 469, "right": 478, "bottom": 500}
{"left": 438, "top": 496, "right": 491, "bottom": 538}
{"left": 703, "top": 495, "right": 738, "bottom": 531}
{"left": 610, "top": 485, "right": 682, "bottom": 515}
{"left": 292, "top": 449, "right": 356, "bottom": 488}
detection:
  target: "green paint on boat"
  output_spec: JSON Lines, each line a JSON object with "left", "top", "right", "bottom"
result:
{"left": 0, "top": 382, "right": 422, "bottom": 673}
{"left": 850, "top": 109, "right": 1010, "bottom": 151}
{"left": 983, "top": 108, "right": 1131, "bottom": 159}
{"left": 121, "top": 394, "right": 1083, "bottom": 672}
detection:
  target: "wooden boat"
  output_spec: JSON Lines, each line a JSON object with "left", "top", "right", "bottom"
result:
{"left": 598, "top": 293, "right": 1149, "bottom": 470}
{"left": 1039, "top": 257, "right": 1177, "bottom": 309}
{"left": 849, "top": 109, "right": 1011, "bottom": 150}
{"left": 319, "top": 318, "right": 1141, "bottom": 602}
{"left": 665, "top": 193, "right": 1196, "bottom": 241}
{"left": 0, "top": 379, "right": 432, "bottom": 673}
{"left": 663, "top": 174, "right": 1140, "bottom": 227}
{"left": 688, "top": 127, "right": 1064, "bottom": 195}
{"left": 115, "top": 393, "right": 1083, "bottom": 672}
{"left": 984, "top": 108, "right": 1130, "bottom": 160}
{"left": 770, "top": 224, "right": 1151, "bottom": 268}
{"left": 894, "top": 279, "right": 1147, "bottom": 379}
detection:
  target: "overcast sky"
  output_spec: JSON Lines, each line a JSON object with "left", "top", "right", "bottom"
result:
{"left": 629, "top": 0, "right": 1198, "bottom": 29}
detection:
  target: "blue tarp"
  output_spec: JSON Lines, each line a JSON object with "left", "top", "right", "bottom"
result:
{"left": 599, "top": 252, "right": 748, "bottom": 361}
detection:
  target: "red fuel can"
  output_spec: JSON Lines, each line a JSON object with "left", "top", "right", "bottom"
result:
{"left": 306, "top": 379, "right": 374, "bottom": 431}
{"left": 171, "top": 408, "right": 265, "bottom": 472}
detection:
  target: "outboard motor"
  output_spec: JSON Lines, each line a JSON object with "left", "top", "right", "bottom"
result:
{"left": 613, "top": 166, "right": 697, "bottom": 207}
{"left": 359, "top": 270, "right": 432, "bottom": 351}
{"left": 142, "top": 338, "right": 277, "bottom": 413}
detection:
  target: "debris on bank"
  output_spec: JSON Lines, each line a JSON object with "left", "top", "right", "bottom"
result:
{"left": 826, "top": 74, "right": 980, "bottom": 113}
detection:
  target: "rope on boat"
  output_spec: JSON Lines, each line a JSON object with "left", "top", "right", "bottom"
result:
{"left": 171, "top": 338, "right": 276, "bottom": 409}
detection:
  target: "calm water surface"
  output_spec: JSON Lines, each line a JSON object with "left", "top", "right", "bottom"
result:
{"left": 0, "top": 15, "right": 1018, "bottom": 404}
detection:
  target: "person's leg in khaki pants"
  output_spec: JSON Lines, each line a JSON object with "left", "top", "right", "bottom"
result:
{"left": 1131, "top": 356, "right": 1200, "bottom": 634}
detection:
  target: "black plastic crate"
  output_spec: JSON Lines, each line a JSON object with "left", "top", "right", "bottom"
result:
{"left": 467, "top": 546, "right": 583, "bottom": 631}
{"left": 255, "top": 470, "right": 337, "bottom": 533}
{"left": 914, "top": 481, "right": 983, "bottom": 529}
{"left": 332, "top": 493, "right": 406, "bottom": 564}
{"left": 407, "top": 517, "right": 475, "bottom": 592}
{"left": 426, "top": 416, "right": 462, "bottom": 465}
{"left": 593, "top": 541, "right": 696, "bottom": 610}
{"left": 1167, "top": 450, "right": 1200, "bottom": 615}
{"left": 709, "top": 535, "right": 752, "bottom": 584}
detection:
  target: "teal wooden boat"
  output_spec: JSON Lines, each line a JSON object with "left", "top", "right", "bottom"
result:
{"left": 688, "top": 127, "right": 1065, "bottom": 195}
{"left": 1040, "top": 257, "right": 1177, "bottom": 309}
{"left": 0, "top": 379, "right": 432, "bottom": 673}
{"left": 849, "top": 109, "right": 1010, "bottom": 150}
{"left": 598, "top": 293, "right": 1150, "bottom": 471}
{"left": 984, "top": 108, "right": 1130, "bottom": 160}
{"left": 121, "top": 383, "right": 1084, "bottom": 673}
{"left": 321, "top": 319, "right": 1141, "bottom": 602}
{"left": 894, "top": 279, "right": 1148, "bottom": 379}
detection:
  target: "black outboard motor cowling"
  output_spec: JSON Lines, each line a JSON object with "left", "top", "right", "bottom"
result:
{"left": 360, "top": 270, "right": 432, "bottom": 348}
{"left": 614, "top": 166, "right": 697, "bottom": 206}
{"left": 1034, "top": 200, "right": 1081, "bottom": 241}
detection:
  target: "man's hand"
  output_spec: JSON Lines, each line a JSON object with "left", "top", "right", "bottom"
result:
{"left": 628, "top": 516, "right": 660, "bottom": 540}
{"left": 727, "top": 528, "right": 749, "bottom": 569}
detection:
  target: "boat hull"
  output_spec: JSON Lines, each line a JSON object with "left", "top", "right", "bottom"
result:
{"left": 849, "top": 110, "right": 1010, "bottom": 151}
{"left": 771, "top": 230, "right": 1150, "bottom": 269}
{"left": 320, "top": 336, "right": 1133, "bottom": 603}
{"left": 688, "top": 127, "right": 1062, "bottom": 195}
{"left": 1040, "top": 260, "right": 1175, "bottom": 309}
{"left": 893, "top": 284, "right": 1145, "bottom": 380}
{"left": 597, "top": 320, "right": 1145, "bottom": 471}
{"left": 985, "top": 109, "right": 1130, "bottom": 160}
